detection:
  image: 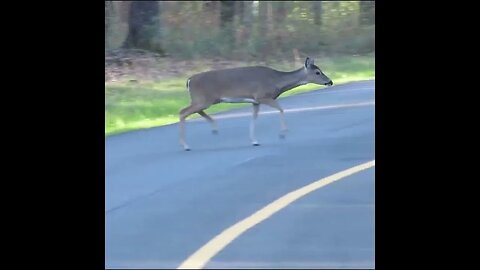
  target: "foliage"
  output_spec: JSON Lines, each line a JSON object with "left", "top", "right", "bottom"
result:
{"left": 105, "top": 1, "right": 375, "bottom": 59}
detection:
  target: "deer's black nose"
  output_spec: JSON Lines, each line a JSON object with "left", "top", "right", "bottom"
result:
{"left": 325, "top": 80, "right": 333, "bottom": 86}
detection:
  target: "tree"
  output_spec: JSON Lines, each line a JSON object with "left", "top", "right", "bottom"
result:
{"left": 242, "top": 1, "right": 253, "bottom": 25}
{"left": 105, "top": 1, "right": 114, "bottom": 48}
{"left": 272, "top": 2, "right": 288, "bottom": 55}
{"left": 105, "top": 2, "right": 109, "bottom": 47}
{"left": 122, "top": 1, "right": 163, "bottom": 52}
{"left": 312, "top": 1, "right": 322, "bottom": 26}
{"left": 275, "top": 1, "right": 288, "bottom": 24}
{"left": 220, "top": 0, "right": 235, "bottom": 27}
{"left": 233, "top": 1, "right": 254, "bottom": 55}
{"left": 219, "top": 1, "right": 236, "bottom": 56}
{"left": 235, "top": 1, "right": 244, "bottom": 24}
{"left": 359, "top": 1, "right": 375, "bottom": 26}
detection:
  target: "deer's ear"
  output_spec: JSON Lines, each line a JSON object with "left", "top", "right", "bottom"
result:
{"left": 304, "top": 57, "right": 314, "bottom": 68}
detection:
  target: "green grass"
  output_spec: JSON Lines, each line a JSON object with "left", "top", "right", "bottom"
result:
{"left": 105, "top": 55, "right": 374, "bottom": 136}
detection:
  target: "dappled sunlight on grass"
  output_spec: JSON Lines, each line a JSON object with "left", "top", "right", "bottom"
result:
{"left": 106, "top": 115, "right": 180, "bottom": 136}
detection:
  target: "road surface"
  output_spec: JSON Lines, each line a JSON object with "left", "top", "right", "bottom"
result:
{"left": 105, "top": 80, "right": 375, "bottom": 269}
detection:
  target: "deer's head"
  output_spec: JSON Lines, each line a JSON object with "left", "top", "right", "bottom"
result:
{"left": 303, "top": 57, "right": 333, "bottom": 86}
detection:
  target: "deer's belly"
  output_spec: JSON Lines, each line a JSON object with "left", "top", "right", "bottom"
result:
{"left": 220, "top": 97, "right": 257, "bottom": 104}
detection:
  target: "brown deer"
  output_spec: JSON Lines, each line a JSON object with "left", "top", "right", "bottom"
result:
{"left": 179, "top": 57, "right": 333, "bottom": 151}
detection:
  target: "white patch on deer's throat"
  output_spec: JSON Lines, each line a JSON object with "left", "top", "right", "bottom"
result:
{"left": 220, "top": 97, "right": 257, "bottom": 103}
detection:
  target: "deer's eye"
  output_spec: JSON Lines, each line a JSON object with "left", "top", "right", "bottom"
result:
{"left": 315, "top": 71, "right": 321, "bottom": 75}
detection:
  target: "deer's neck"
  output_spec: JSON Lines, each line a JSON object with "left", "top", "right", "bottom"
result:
{"left": 274, "top": 68, "right": 307, "bottom": 98}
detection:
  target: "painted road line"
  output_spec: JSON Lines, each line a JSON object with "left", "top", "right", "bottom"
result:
{"left": 177, "top": 160, "right": 376, "bottom": 269}
{"left": 192, "top": 101, "right": 375, "bottom": 122}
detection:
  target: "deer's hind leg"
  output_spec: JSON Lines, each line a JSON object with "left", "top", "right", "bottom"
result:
{"left": 198, "top": 110, "right": 218, "bottom": 134}
{"left": 179, "top": 104, "right": 206, "bottom": 151}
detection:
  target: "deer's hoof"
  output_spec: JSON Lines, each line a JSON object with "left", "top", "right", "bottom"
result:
{"left": 252, "top": 142, "right": 260, "bottom": 146}
{"left": 212, "top": 130, "right": 218, "bottom": 135}
{"left": 279, "top": 134, "right": 286, "bottom": 139}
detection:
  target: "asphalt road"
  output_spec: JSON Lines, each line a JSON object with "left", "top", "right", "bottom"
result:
{"left": 105, "top": 80, "right": 375, "bottom": 269}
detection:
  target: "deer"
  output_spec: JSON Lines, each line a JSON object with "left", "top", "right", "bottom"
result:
{"left": 179, "top": 57, "right": 333, "bottom": 151}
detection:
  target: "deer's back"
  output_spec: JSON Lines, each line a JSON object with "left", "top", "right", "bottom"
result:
{"left": 188, "top": 66, "right": 279, "bottom": 101}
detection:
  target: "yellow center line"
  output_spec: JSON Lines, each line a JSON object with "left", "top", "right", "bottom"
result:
{"left": 177, "top": 160, "right": 375, "bottom": 269}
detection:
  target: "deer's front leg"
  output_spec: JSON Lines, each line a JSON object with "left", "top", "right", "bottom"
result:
{"left": 250, "top": 103, "right": 260, "bottom": 146}
{"left": 259, "top": 98, "right": 288, "bottom": 139}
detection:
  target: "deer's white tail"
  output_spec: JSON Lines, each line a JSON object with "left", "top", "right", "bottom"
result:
{"left": 186, "top": 79, "right": 191, "bottom": 92}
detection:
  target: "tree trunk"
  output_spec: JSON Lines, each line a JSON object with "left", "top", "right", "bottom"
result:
{"left": 234, "top": 1, "right": 253, "bottom": 57}
{"left": 220, "top": 0, "right": 235, "bottom": 27}
{"left": 266, "top": 1, "right": 274, "bottom": 33}
{"left": 220, "top": 1, "right": 235, "bottom": 57}
{"left": 122, "top": 1, "right": 162, "bottom": 53}
{"left": 257, "top": 1, "right": 270, "bottom": 62}
{"left": 115, "top": 1, "right": 131, "bottom": 24}
{"left": 203, "top": 1, "right": 220, "bottom": 27}
{"left": 235, "top": 1, "right": 244, "bottom": 24}
{"left": 313, "top": 1, "right": 322, "bottom": 26}
{"left": 273, "top": 2, "right": 288, "bottom": 56}
{"left": 275, "top": 1, "right": 287, "bottom": 24}
{"left": 234, "top": 1, "right": 244, "bottom": 54}
{"left": 105, "top": 2, "right": 109, "bottom": 47}
{"left": 359, "top": 1, "right": 375, "bottom": 26}
{"left": 243, "top": 1, "right": 253, "bottom": 25}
